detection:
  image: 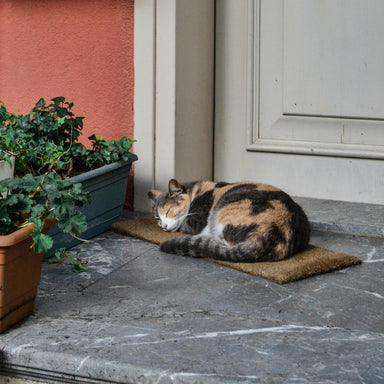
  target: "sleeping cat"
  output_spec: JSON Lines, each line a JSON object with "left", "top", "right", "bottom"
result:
{"left": 148, "top": 179, "right": 310, "bottom": 262}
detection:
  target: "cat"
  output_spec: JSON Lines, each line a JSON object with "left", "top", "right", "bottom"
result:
{"left": 148, "top": 179, "right": 310, "bottom": 262}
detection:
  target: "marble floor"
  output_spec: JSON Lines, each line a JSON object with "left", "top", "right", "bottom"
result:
{"left": 0, "top": 224, "right": 383, "bottom": 384}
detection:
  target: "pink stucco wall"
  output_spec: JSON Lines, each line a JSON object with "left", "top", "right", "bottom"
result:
{"left": 0, "top": 0, "right": 135, "bottom": 208}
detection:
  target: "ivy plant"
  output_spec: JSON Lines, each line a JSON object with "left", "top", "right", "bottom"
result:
{"left": 0, "top": 96, "right": 135, "bottom": 259}
{"left": 0, "top": 97, "right": 136, "bottom": 178}
{"left": 49, "top": 248, "right": 89, "bottom": 273}
{"left": 0, "top": 173, "right": 90, "bottom": 254}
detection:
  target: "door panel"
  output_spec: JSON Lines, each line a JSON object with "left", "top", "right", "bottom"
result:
{"left": 215, "top": 0, "right": 384, "bottom": 204}
{"left": 258, "top": 0, "right": 384, "bottom": 156}
{"left": 284, "top": 1, "right": 384, "bottom": 120}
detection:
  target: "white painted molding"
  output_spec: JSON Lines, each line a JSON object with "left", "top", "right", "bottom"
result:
{"left": 154, "top": 0, "right": 177, "bottom": 192}
{"left": 155, "top": 0, "right": 215, "bottom": 191}
{"left": 134, "top": 0, "right": 215, "bottom": 211}
{"left": 247, "top": 139, "right": 384, "bottom": 159}
{"left": 133, "top": 0, "right": 156, "bottom": 211}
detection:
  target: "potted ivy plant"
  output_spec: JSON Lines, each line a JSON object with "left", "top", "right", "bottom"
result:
{"left": 0, "top": 97, "right": 137, "bottom": 256}
{"left": 0, "top": 172, "right": 90, "bottom": 333}
{"left": 0, "top": 96, "right": 136, "bottom": 333}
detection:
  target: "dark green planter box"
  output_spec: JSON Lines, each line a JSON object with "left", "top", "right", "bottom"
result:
{"left": 45, "top": 155, "right": 137, "bottom": 258}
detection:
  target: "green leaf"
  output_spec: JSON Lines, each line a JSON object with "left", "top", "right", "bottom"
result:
{"left": 51, "top": 96, "right": 65, "bottom": 105}
{"left": 6, "top": 194, "right": 33, "bottom": 213}
{"left": 35, "top": 98, "right": 46, "bottom": 109}
{"left": 27, "top": 217, "right": 42, "bottom": 230}
{"left": 21, "top": 173, "right": 43, "bottom": 192}
{"left": 27, "top": 217, "right": 52, "bottom": 253}
{"left": 122, "top": 153, "right": 132, "bottom": 161}
{"left": 31, "top": 204, "right": 46, "bottom": 218}
{"left": 58, "top": 211, "right": 87, "bottom": 235}
{"left": 50, "top": 200, "right": 74, "bottom": 216}
{"left": 54, "top": 248, "right": 65, "bottom": 261}
{"left": 31, "top": 230, "right": 53, "bottom": 253}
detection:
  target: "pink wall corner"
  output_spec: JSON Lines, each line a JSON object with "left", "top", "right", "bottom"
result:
{"left": 0, "top": 0, "right": 135, "bottom": 208}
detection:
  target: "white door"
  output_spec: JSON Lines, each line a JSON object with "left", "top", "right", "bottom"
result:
{"left": 215, "top": 0, "right": 384, "bottom": 204}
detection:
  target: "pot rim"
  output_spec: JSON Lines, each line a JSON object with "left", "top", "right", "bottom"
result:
{"left": 0, "top": 218, "right": 57, "bottom": 247}
{"left": 0, "top": 224, "right": 35, "bottom": 247}
{"left": 68, "top": 156, "right": 137, "bottom": 184}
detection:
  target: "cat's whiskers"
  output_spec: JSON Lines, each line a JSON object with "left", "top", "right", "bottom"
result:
{"left": 182, "top": 212, "right": 197, "bottom": 219}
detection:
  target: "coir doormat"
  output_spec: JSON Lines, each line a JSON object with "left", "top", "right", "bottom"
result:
{"left": 110, "top": 218, "right": 361, "bottom": 284}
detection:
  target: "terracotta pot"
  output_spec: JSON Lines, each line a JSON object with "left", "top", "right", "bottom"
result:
{"left": 0, "top": 219, "right": 55, "bottom": 333}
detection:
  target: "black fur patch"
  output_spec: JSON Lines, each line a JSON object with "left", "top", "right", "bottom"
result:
{"left": 184, "top": 190, "right": 214, "bottom": 235}
{"left": 268, "top": 224, "right": 285, "bottom": 246}
{"left": 215, "top": 181, "right": 231, "bottom": 188}
{"left": 223, "top": 224, "right": 257, "bottom": 244}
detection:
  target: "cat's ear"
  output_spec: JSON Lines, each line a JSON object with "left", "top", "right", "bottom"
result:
{"left": 148, "top": 190, "right": 161, "bottom": 202}
{"left": 168, "top": 179, "right": 184, "bottom": 195}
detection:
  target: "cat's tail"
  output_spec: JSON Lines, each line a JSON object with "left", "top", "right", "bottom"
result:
{"left": 160, "top": 235, "right": 271, "bottom": 262}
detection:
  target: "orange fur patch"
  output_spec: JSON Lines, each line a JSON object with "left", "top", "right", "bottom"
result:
{"left": 158, "top": 195, "right": 190, "bottom": 218}
{"left": 255, "top": 183, "right": 281, "bottom": 192}
{"left": 216, "top": 199, "right": 254, "bottom": 226}
{"left": 191, "top": 181, "right": 216, "bottom": 201}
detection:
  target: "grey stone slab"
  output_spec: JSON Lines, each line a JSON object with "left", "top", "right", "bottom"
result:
{"left": 1, "top": 228, "right": 384, "bottom": 384}
{"left": 294, "top": 197, "right": 384, "bottom": 238}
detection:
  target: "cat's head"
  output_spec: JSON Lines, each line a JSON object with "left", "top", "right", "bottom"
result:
{"left": 148, "top": 179, "right": 190, "bottom": 232}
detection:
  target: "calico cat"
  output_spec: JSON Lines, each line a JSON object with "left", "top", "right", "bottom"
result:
{"left": 148, "top": 179, "right": 310, "bottom": 262}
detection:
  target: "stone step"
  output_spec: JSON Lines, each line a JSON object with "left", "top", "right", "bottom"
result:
{"left": 2, "top": 207, "right": 384, "bottom": 384}
{"left": 294, "top": 197, "right": 384, "bottom": 238}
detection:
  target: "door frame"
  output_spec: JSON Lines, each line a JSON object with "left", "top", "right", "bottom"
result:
{"left": 133, "top": 0, "right": 215, "bottom": 211}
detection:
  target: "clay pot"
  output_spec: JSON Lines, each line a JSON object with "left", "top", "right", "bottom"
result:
{"left": 0, "top": 219, "right": 55, "bottom": 333}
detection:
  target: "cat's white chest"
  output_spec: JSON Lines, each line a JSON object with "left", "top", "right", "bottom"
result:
{"left": 200, "top": 222, "right": 225, "bottom": 242}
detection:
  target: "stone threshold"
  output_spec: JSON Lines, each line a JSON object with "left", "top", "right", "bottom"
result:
{"left": 294, "top": 197, "right": 384, "bottom": 238}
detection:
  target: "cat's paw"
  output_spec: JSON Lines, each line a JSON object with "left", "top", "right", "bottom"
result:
{"left": 159, "top": 239, "right": 175, "bottom": 254}
{"left": 160, "top": 237, "right": 191, "bottom": 257}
